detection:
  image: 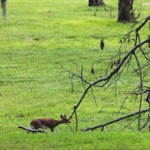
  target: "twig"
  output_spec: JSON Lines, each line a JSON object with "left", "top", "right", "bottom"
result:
{"left": 133, "top": 53, "right": 144, "bottom": 130}
{"left": 74, "top": 110, "right": 78, "bottom": 132}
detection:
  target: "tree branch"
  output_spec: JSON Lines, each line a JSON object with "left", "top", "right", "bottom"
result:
{"left": 69, "top": 39, "right": 150, "bottom": 121}
{"left": 82, "top": 108, "right": 150, "bottom": 131}
{"left": 18, "top": 125, "right": 46, "bottom": 133}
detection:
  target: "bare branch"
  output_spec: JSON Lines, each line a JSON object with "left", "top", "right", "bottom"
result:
{"left": 69, "top": 39, "right": 150, "bottom": 121}
{"left": 133, "top": 53, "right": 144, "bottom": 130}
{"left": 82, "top": 108, "right": 150, "bottom": 131}
{"left": 18, "top": 125, "right": 46, "bottom": 133}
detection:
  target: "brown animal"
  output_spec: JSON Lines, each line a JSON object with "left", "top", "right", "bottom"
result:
{"left": 30, "top": 115, "right": 70, "bottom": 132}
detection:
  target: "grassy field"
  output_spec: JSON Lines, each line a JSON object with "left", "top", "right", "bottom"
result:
{"left": 0, "top": 0, "right": 150, "bottom": 149}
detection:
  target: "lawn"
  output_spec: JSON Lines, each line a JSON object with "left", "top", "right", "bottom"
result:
{"left": 0, "top": 0, "right": 150, "bottom": 149}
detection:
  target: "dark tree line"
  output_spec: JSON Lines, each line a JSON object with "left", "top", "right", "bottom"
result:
{"left": 0, "top": 0, "right": 135, "bottom": 23}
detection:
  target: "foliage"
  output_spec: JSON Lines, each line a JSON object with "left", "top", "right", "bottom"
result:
{"left": 0, "top": 0, "right": 150, "bottom": 149}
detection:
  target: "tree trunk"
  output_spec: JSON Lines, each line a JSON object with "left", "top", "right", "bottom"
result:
{"left": 88, "top": 0, "right": 104, "bottom": 6}
{"left": 1, "top": 0, "right": 6, "bottom": 20}
{"left": 118, "top": 0, "right": 135, "bottom": 22}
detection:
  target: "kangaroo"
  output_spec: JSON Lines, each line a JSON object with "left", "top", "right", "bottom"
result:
{"left": 30, "top": 115, "right": 70, "bottom": 132}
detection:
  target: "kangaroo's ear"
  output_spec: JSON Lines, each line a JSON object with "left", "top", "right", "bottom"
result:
{"left": 60, "top": 115, "right": 63, "bottom": 119}
{"left": 64, "top": 114, "right": 66, "bottom": 118}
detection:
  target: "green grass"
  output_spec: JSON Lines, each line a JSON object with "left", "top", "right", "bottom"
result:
{"left": 1, "top": 131, "right": 150, "bottom": 150}
{"left": 0, "top": 0, "right": 150, "bottom": 149}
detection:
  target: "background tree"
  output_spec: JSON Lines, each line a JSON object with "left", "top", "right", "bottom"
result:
{"left": 89, "top": 0, "right": 104, "bottom": 6}
{"left": 118, "top": 0, "right": 135, "bottom": 22}
{"left": 1, "top": 0, "right": 7, "bottom": 20}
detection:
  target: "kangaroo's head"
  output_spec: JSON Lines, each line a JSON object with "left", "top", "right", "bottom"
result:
{"left": 60, "top": 114, "right": 70, "bottom": 124}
